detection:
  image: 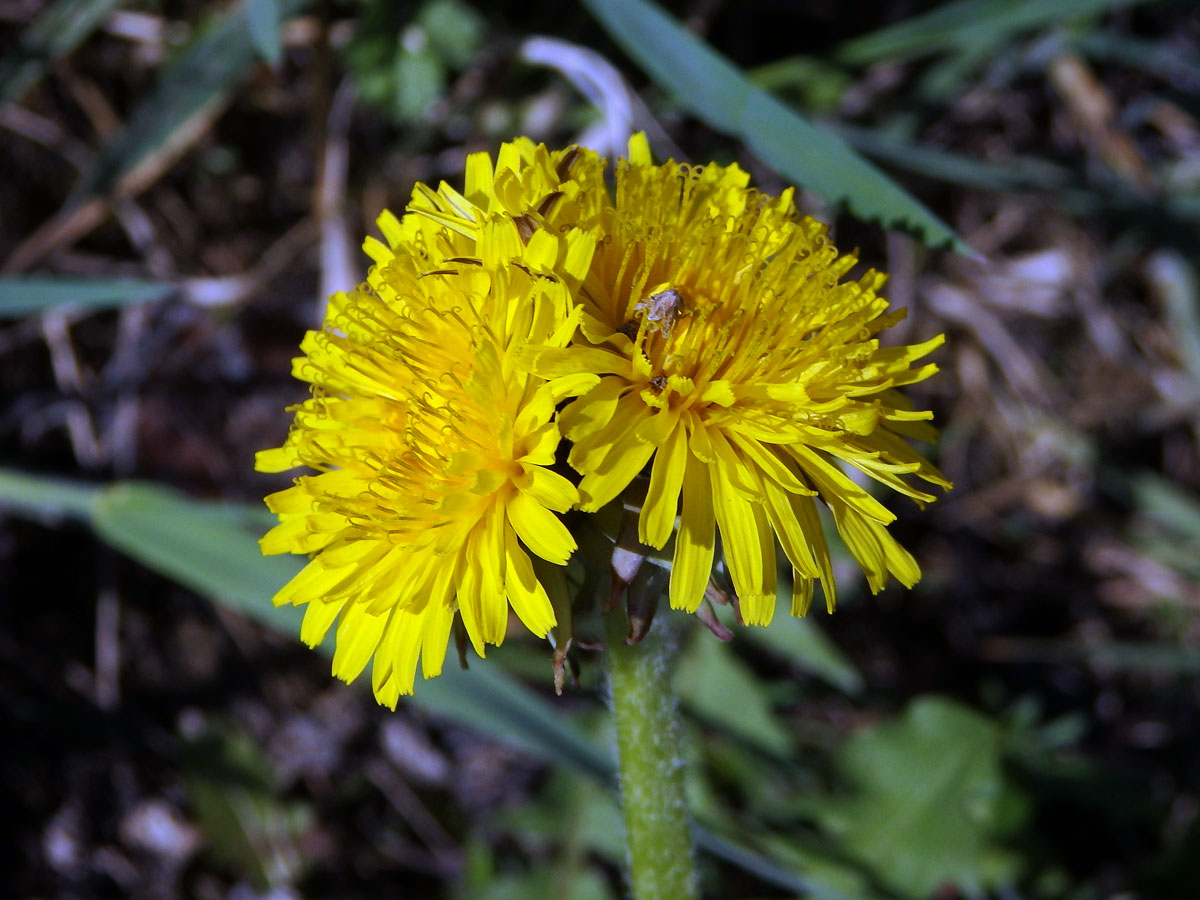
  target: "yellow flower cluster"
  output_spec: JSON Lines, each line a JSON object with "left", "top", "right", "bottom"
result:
{"left": 259, "top": 134, "right": 949, "bottom": 704}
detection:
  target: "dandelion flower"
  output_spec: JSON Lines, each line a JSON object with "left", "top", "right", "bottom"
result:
{"left": 521, "top": 135, "right": 952, "bottom": 625}
{"left": 257, "top": 217, "right": 596, "bottom": 707}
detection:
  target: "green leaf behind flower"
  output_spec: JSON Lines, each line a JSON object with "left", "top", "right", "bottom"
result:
{"left": 0, "top": 276, "right": 177, "bottom": 318}
{"left": 836, "top": 0, "right": 1159, "bottom": 67}
{"left": 579, "top": 0, "right": 970, "bottom": 253}
{"left": 811, "top": 696, "right": 1030, "bottom": 898}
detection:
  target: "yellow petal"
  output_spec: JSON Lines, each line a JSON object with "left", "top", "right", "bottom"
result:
{"left": 273, "top": 557, "right": 356, "bottom": 608}
{"left": 761, "top": 478, "right": 820, "bottom": 580}
{"left": 711, "top": 466, "right": 769, "bottom": 621}
{"left": 577, "top": 420, "right": 656, "bottom": 512}
{"left": 504, "top": 525, "right": 556, "bottom": 637}
{"left": 332, "top": 600, "right": 388, "bottom": 683}
{"left": 635, "top": 407, "right": 679, "bottom": 446}
{"left": 373, "top": 605, "right": 423, "bottom": 702}
{"left": 669, "top": 453, "right": 715, "bottom": 612}
{"left": 300, "top": 596, "right": 345, "bottom": 647}
{"left": 464, "top": 151, "right": 495, "bottom": 206}
{"left": 420, "top": 599, "right": 455, "bottom": 681}
{"left": 728, "top": 431, "right": 814, "bottom": 496}
{"left": 640, "top": 423, "right": 688, "bottom": 549}
{"left": 521, "top": 466, "right": 579, "bottom": 513}
{"left": 256, "top": 447, "right": 300, "bottom": 473}
{"left": 558, "top": 376, "right": 628, "bottom": 441}
{"left": 788, "top": 444, "right": 896, "bottom": 525}
{"left": 627, "top": 131, "right": 652, "bottom": 166}
{"left": 508, "top": 490, "right": 576, "bottom": 564}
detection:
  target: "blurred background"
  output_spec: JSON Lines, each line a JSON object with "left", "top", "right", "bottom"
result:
{"left": 2, "top": 0, "right": 1200, "bottom": 897}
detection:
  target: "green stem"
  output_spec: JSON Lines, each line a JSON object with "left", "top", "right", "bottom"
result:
{"left": 606, "top": 613, "right": 699, "bottom": 900}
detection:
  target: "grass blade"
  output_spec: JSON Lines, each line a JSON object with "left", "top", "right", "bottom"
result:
{"left": 69, "top": 0, "right": 306, "bottom": 202}
{"left": 248, "top": 0, "right": 284, "bottom": 65}
{"left": 0, "top": 275, "right": 176, "bottom": 318}
{"left": 0, "top": 467, "right": 100, "bottom": 520}
{"left": 0, "top": 0, "right": 121, "bottom": 105}
{"left": 837, "top": 0, "right": 1157, "bottom": 66}
{"left": 580, "top": 0, "right": 969, "bottom": 253}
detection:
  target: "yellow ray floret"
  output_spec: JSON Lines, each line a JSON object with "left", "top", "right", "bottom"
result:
{"left": 257, "top": 219, "right": 597, "bottom": 707}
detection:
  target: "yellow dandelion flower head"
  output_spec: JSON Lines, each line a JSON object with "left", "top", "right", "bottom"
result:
{"left": 257, "top": 216, "right": 597, "bottom": 707}
{"left": 387, "top": 136, "right": 608, "bottom": 268}
{"left": 522, "top": 135, "right": 952, "bottom": 625}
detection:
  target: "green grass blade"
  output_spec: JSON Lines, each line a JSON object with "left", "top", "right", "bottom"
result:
{"left": 1130, "top": 471, "right": 1200, "bottom": 542}
{"left": 0, "top": 276, "right": 176, "bottom": 318}
{"left": 837, "top": 0, "right": 1157, "bottom": 66}
{"left": 0, "top": 467, "right": 100, "bottom": 520}
{"left": 580, "top": 0, "right": 969, "bottom": 253}
{"left": 832, "top": 123, "right": 1071, "bottom": 192}
{"left": 0, "top": 0, "right": 121, "bottom": 105}
{"left": 247, "top": 0, "right": 284, "bottom": 65}
{"left": 1073, "top": 31, "right": 1200, "bottom": 88}
{"left": 69, "top": 0, "right": 306, "bottom": 202}
{"left": 90, "top": 482, "right": 298, "bottom": 610}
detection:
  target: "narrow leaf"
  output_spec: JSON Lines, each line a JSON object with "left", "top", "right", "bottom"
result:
{"left": 579, "top": 0, "right": 969, "bottom": 253}
{"left": 0, "top": 0, "right": 121, "bottom": 105}
{"left": 837, "top": 0, "right": 1157, "bottom": 67}
{"left": 69, "top": 0, "right": 307, "bottom": 202}
{"left": 0, "top": 467, "right": 100, "bottom": 521}
{"left": 0, "top": 276, "right": 176, "bottom": 318}
{"left": 90, "top": 482, "right": 297, "bottom": 612}
{"left": 247, "top": 0, "right": 284, "bottom": 65}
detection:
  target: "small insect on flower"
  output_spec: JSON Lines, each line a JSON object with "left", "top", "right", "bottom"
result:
{"left": 633, "top": 287, "right": 686, "bottom": 338}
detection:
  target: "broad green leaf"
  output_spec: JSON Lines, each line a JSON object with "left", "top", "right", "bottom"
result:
{"left": 747, "top": 55, "right": 851, "bottom": 113}
{"left": 579, "top": 0, "right": 969, "bottom": 253}
{"left": 813, "top": 696, "right": 1028, "bottom": 899}
{"left": 0, "top": 276, "right": 176, "bottom": 318}
{"left": 247, "top": 0, "right": 284, "bottom": 65}
{"left": 836, "top": 0, "right": 1158, "bottom": 67}
{"left": 743, "top": 608, "right": 864, "bottom": 696}
{"left": 69, "top": 0, "right": 307, "bottom": 202}
{"left": 0, "top": 0, "right": 120, "bottom": 106}
{"left": 393, "top": 38, "right": 446, "bottom": 122}
{"left": 675, "top": 629, "right": 792, "bottom": 756}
